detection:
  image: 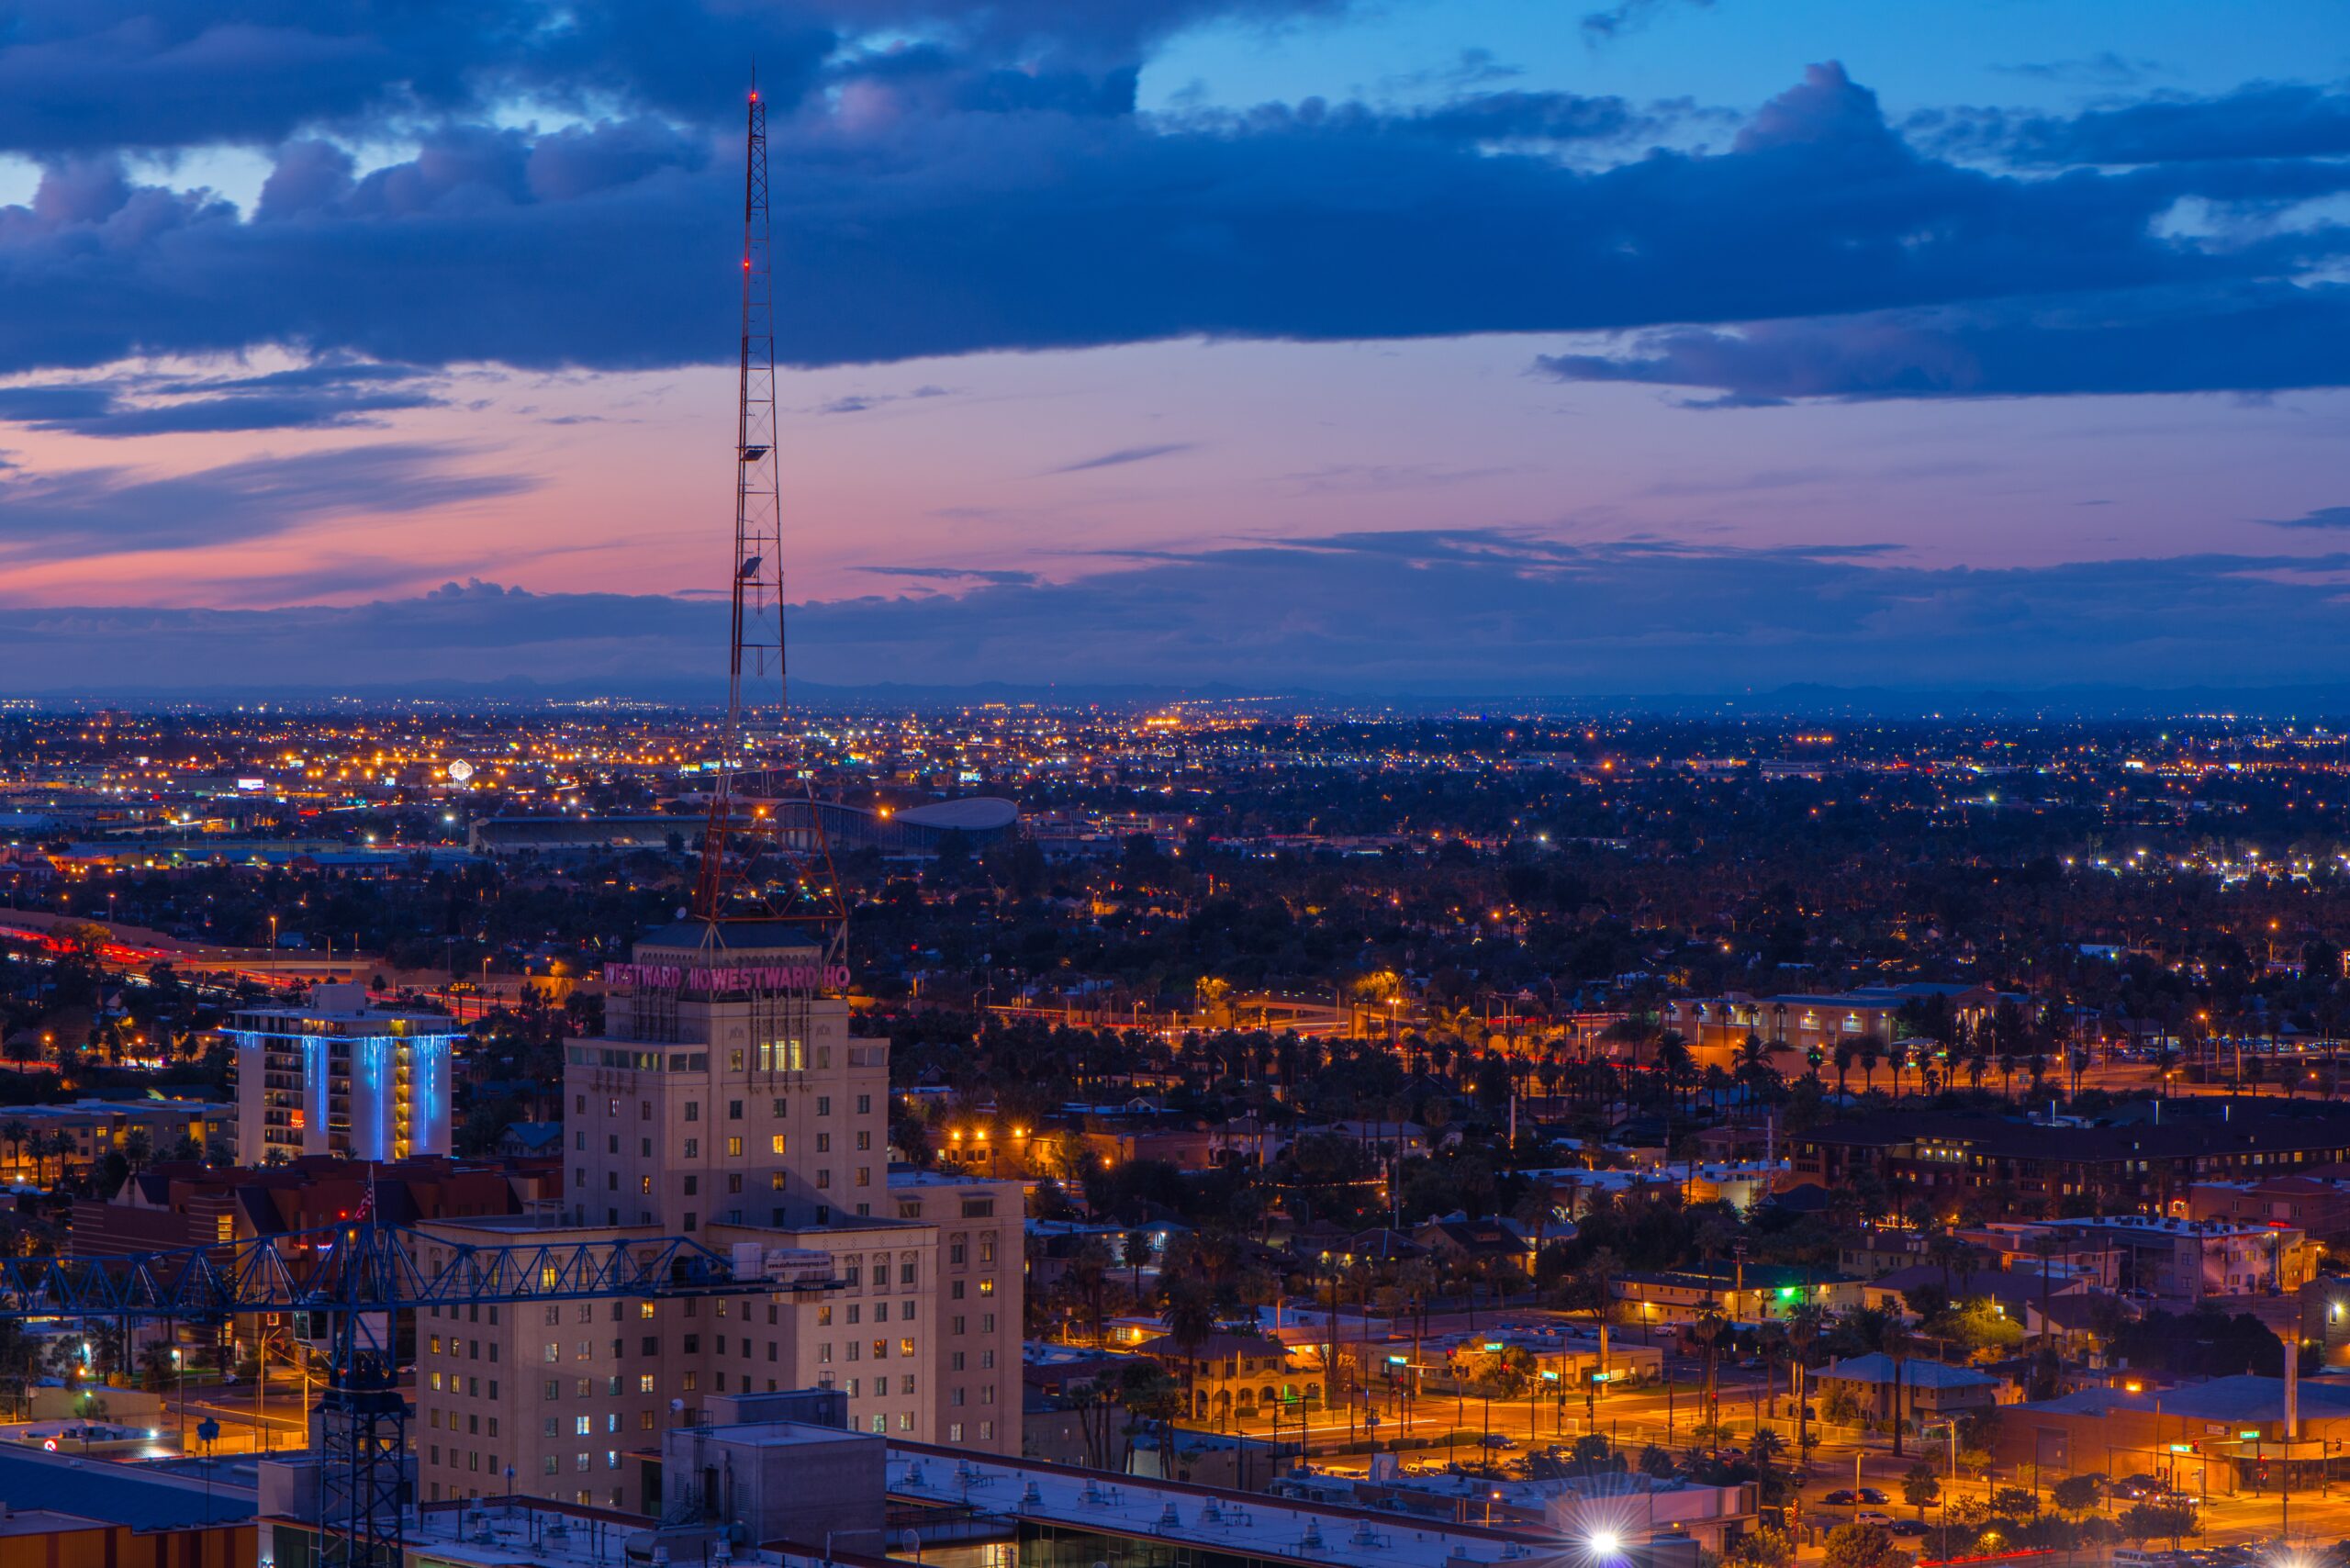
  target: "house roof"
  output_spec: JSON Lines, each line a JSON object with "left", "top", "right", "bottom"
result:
{"left": 500, "top": 1122, "right": 564, "bottom": 1153}
{"left": 1414, "top": 1220, "right": 1531, "bottom": 1256}
{"left": 1872, "top": 1264, "right": 2080, "bottom": 1305}
{"left": 2028, "top": 1374, "right": 2350, "bottom": 1423}
{"left": 0, "top": 1449, "right": 253, "bottom": 1529}
{"left": 1797, "top": 1108, "right": 2350, "bottom": 1163}
{"left": 1822, "top": 1353, "right": 1998, "bottom": 1390}
{"left": 1135, "top": 1333, "right": 1287, "bottom": 1361}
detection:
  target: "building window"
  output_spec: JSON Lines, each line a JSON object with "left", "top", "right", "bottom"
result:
{"left": 684, "top": 1142, "right": 699, "bottom": 1161}
{"left": 816, "top": 1133, "right": 832, "bottom": 1154}
{"left": 727, "top": 1137, "right": 744, "bottom": 1158}
{"left": 817, "top": 1097, "right": 831, "bottom": 1116}
{"left": 770, "top": 1136, "right": 788, "bottom": 1156}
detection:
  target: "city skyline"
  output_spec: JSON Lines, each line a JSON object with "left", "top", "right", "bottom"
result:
{"left": 2, "top": 0, "right": 2347, "bottom": 695}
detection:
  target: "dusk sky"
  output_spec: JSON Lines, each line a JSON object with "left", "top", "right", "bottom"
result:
{"left": 2, "top": 0, "right": 2348, "bottom": 697}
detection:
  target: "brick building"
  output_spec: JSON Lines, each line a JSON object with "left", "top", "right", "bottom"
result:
{"left": 1788, "top": 1107, "right": 2350, "bottom": 1218}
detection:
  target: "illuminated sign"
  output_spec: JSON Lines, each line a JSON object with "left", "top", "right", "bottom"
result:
{"left": 236, "top": 778, "right": 265, "bottom": 792}
{"left": 606, "top": 961, "right": 849, "bottom": 992}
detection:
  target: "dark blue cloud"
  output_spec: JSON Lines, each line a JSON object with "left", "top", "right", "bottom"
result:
{"left": 0, "top": 363, "right": 442, "bottom": 435}
{"left": 0, "top": 14, "right": 2340, "bottom": 407}
{"left": 17, "top": 532, "right": 2350, "bottom": 696}
{"left": 1925, "top": 81, "right": 2350, "bottom": 166}
{"left": 1047, "top": 442, "right": 1197, "bottom": 474}
{"left": 1535, "top": 280, "right": 2350, "bottom": 401}
{"left": 0, "top": 442, "right": 532, "bottom": 560}
{"left": 0, "top": 0, "right": 1338, "bottom": 153}
{"left": 2261, "top": 506, "right": 2350, "bottom": 531}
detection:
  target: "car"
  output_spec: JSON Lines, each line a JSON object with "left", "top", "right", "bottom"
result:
{"left": 1856, "top": 1488, "right": 1891, "bottom": 1506}
{"left": 1821, "top": 1489, "right": 1858, "bottom": 1506}
{"left": 1855, "top": 1511, "right": 1895, "bottom": 1528}
{"left": 1889, "top": 1521, "right": 1929, "bottom": 1539}
{"left": 1479, "top": 1433, "right": 1517, "bottom": 1449}
{"left": 2110, "top": 1473, "right": 2171, "bottom": 1500}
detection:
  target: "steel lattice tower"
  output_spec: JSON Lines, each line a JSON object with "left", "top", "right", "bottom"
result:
{"left": 692, "top": 83, "right": 845, "bottom": 940}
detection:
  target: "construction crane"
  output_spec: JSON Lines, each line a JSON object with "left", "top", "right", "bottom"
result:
{"left": 0, "top": 1220, "right": 811, "bottom": 1568}
{"left": 691, "top": 79, "right": 847, "bottom": 942}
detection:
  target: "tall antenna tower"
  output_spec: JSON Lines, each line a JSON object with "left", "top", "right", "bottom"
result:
{"left": 691, "top": 81, "right": 845, "bottom": 940}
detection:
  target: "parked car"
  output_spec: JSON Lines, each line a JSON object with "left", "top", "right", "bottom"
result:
{"left": 1856, "top": 1487, "right": 1891, "bottom": 1506}
{"left": 1479, "top": 1433, "right": 1517, "bottom": 1449}
{"left": 1889, "top": 1521, "right": 1929, "bottom": 1539}
{"left": 1855, "top": 1511, "right": 1895, "bottom": 1528}
{"left": 1821, "top": 1489, "right": 1858, "bottom": 1506}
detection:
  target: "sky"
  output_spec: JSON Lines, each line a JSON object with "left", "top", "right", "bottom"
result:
{"left": 1, "top": 0, "right": 2347, "bottom": 699}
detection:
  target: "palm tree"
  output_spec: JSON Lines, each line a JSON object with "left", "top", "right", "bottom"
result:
{"left": 0, "top": 1121, "right": 25, "bottom": 1182}
{"left": 1855, "top": 1033, "right": 1885, "bottom": 1094}
{"left": 1691, "top": 1309, "right": 1729, "bottom": 1437}
{"left": 1158, "top": 1276, "right": 1219, "bottom": 1425}
{"left": 1786, "top": 1305, "right": 1826, "bottom": 1462}
{"left": 1885, "top": 1318, "right": 1915, "bottom": 1457}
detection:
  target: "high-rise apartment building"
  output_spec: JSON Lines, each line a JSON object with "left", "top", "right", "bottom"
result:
{"left": 228, "top": 983, "right": 455, "bottom": 1163}
{"left": 412, "top": 924, "right": 1024, "bottom": 1507}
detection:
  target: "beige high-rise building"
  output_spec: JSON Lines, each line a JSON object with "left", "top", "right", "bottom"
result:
{"left": 412, "top": 924, "right": 1023, "bottom": 1507}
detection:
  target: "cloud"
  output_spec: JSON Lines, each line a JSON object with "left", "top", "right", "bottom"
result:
{"left": 0, "top": 361, "right": 443, "bottom": 436}
{"left": 2261, "top": 506, "right": 2350, "bottom": 531}
{"left": 1580, "top": 0, "right": 1713, "bottom": 44}
{"left": 0, "top": 442, "right": 533, "bottom": 562}
{"left": 857, "top": 565, "right": 1042, "bottom": 585}
{"left": 1988, "top": 53, "right": 2163, "bottom": 89}
{"left": 23, "top": 531, "right": 2350, "bottom": 696}
{"left": 1047, "top": 442, "right": 1198, "bottom": 474}
{"left": 808, "top": 385, "right": 952, "bottom": 415}
{"left": 1533, "top": 281, "right": 2350, "bottom": 401}
{"left": 1926, "top": 81, "right": 2350, "bottom": 166}
{"left": 0, "top": 49, "right": 2336, "bottom": 402}
{"left": 0, "top": 10, "right": 2339, "bottom": 415}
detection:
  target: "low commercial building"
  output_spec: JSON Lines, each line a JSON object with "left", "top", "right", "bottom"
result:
{"left": 2015, "top": 1215, "right": 2313, "bottom": 1305}
{"left": 0, "top": 1446, "right": 254, "bottom": 1568}
{"left": 1789, "top": 1106, "right": 2350, "bottom": 1217}
{"left": 1998, "top": 1375, "right": 2350, "bottom": 1495}
{"left": 1134, "top": 1331, "right": 1301, "bottom": 1423}
{"left": 1614, "top": 1264, "right": 1863, "bottom": 1327}
{"left": 2188, "top": 1174, "right": 2350, "bottom": 1242}
{"left": 69, "top": 1152, "right": 553, "bottom": 1259}
{"left": 1815, "top": 1352, "right": 2003, "bottom": 1425}
{"left": 0, "top": 1097, "right": 229, "bottom": 1183}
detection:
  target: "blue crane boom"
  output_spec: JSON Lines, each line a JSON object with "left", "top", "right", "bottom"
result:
{"left": 0, "top": 1220, "right": 763, "bottom": 1320}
